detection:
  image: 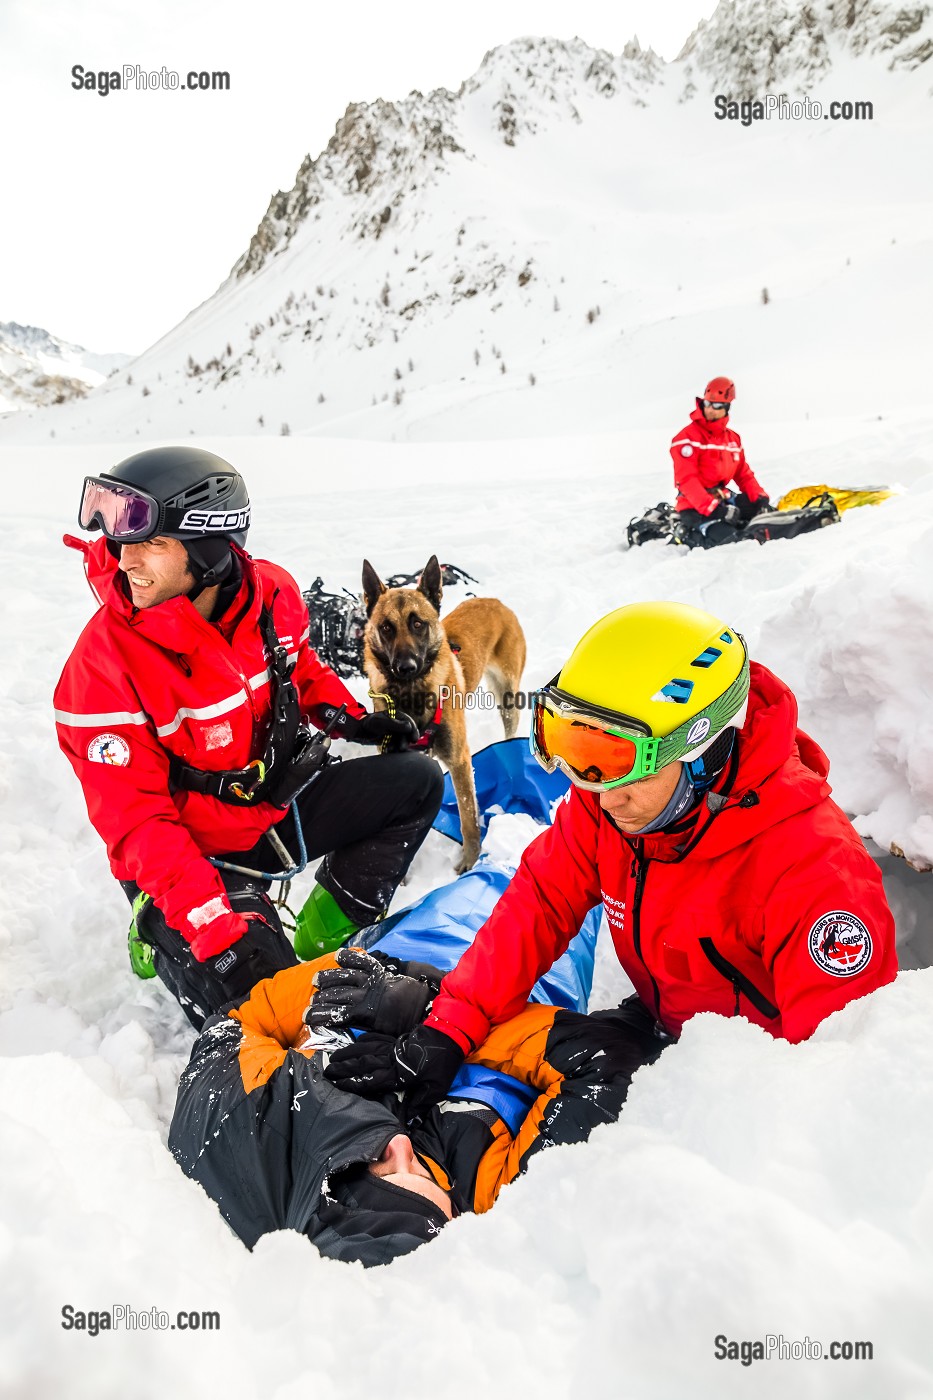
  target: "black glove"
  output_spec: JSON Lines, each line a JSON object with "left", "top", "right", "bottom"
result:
{"left": 315, "top": 705, "right": 420, "bottom": 752}
{"left": 266, "top": 727, "right": 331, "bottom": 808}
{"left": 306, "top": 947, "right": 443, "bottom": 1035}
{"left": 711, "top": 500, "right": 742, "bottom": 526}
{"left": 202, "top": 914, "right": 287, "bottom": 1002}
{"left": 735, "top": 492, "right": 771, "bottom": 522}
{"left": 325, "top": 1024, "right": 466, "bottom": 1120}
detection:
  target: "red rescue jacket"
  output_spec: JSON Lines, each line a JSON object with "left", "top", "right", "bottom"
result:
{"left": 428, "top": 664, "right": 896, "bottom": 1049}
{"left": 54, "top": 537, "right": 363, "bottom": 957}
{"left": 671, "top": 407, "right": 767, "bottom": 515}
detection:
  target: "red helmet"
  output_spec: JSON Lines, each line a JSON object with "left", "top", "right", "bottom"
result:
{"left": 702, "top": 376, "right": 735, "bottom": 404}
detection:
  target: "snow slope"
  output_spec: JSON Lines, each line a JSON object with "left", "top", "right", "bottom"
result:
{"left": 1, "top": 19, "right": 930, "bottom": 445}
{"left": 0, "top": 322, "right": 129, "bottom": 414}
{"left": 1, "top": 417, "right": 931, "bottom": 1398}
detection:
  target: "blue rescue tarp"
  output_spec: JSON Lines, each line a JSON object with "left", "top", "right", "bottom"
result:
{"left": 432, "top": 736, "right": 571, "bottom": 844}
{"left": 361, "top": 865, "right": 597, "bottom": 1012}
{"left": 362, "top": 864, "right": 600, "bottom": 1131}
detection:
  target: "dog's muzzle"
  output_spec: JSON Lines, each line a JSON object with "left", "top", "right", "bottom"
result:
{"left": 391, "top": 656, "right": 422, "bottom": 679}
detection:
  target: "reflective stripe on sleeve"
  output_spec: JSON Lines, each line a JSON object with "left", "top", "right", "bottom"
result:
{"left": 54, "top": 708, "right": 148, "bottom": 727}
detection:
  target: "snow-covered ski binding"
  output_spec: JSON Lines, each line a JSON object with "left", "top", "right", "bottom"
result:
{"left": 626, "top": 501, "right": 675, "bottom": 548}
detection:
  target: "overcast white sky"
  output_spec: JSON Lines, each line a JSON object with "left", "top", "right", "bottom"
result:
{"left": 0, "top": 0, "right": 712, "bottom": 354}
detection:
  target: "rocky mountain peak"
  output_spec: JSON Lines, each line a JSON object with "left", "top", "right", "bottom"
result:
{"left": 678, "top": 0, "right": 932, "bottom": 98}
{"left": 235, "top": 34, "right": 667, "bottom": 280}
{"left": 235, "top": 88, "right": 463, "bottom": 279}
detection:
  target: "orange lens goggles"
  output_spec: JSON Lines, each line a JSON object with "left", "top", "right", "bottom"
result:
{"left": 532, "top": 688, "right": 660, "bottom": 790}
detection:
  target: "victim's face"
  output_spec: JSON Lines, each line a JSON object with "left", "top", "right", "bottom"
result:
{"left": 368, "top": 1134, "right": 453, "bottom": 1220}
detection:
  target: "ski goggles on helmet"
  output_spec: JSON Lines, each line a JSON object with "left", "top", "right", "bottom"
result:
{"left": 79, "top": 477, "right": 161, "bottom": 542}
{"left": 531, "top": 653, "right": 750, "bottom": 792}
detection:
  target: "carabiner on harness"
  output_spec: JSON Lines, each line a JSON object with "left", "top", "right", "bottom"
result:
{"left": 228, "top": 758, "right": 266, "bottom": 803}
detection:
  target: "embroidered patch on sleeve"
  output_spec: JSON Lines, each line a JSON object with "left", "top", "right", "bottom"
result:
{"left": 680, "top": 444, "right": 694, "bottom": 457}
{"left": 807, "top": 911, "right": 873, "bottom": 977}
{"left": 87, "top": 733, "right": 131, "bottom": 766}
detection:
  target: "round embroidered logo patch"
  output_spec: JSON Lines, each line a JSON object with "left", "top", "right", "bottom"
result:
{"left": 680, "top": 444, "right": 694, "bottom": 457}
{"left": 87, "top": 733, "right": 131, "bottom": 767}
{"left": 807, "top": 911, "right": 873, "bottom": 978}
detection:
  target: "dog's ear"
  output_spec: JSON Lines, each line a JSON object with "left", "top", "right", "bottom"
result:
{"left": 418, "top": 556, "right": 443, "bottom": 613}
{"left": 361, "top": 559, "right": 387, "bottom": 618}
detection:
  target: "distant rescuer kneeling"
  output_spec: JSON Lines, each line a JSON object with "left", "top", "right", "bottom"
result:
{"left": 54, "top": 447, "right": 441, "bottom": 1028}
{"left": 325, "top": 602, "right": 898, "bottom": 1111}
{"left": 671, "top": 375, "right": 772, "bottom": 548}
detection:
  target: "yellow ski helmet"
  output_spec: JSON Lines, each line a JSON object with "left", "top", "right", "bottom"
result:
{"left": 532, "top": 602, "right": 750, "bottom": 789}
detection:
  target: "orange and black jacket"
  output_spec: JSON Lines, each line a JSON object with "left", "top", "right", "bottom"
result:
{"left": 168, "top": 955, "right": 664, "bottom": 1249}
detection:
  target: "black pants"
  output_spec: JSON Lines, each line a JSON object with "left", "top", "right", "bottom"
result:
{"left": 678, "top": 492, "right": 760, "bottom": 549}
{"left": 237, "top": 751, "right": 445, "bottom": 925}
{"left": 124, "top": 751, "right": 444, "bottom": 1030}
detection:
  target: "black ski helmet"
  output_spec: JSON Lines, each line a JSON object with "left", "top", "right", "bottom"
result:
{"left": 95, "top": 446, "right": 250, "bottom": 586}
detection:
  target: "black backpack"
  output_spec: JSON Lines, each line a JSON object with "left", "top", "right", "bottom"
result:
{"left": 742, "top": 492, "right": 841, "bottom": 544}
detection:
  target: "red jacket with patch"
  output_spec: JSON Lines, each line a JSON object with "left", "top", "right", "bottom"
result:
{"left": 54, "top": 537, "right": 363, "bottom": 958}
{"left": 671, "top": 407, "right": 767, "bottom": 515}
{"left": 428, "top": 664, "right": 896, "bottom": 1049}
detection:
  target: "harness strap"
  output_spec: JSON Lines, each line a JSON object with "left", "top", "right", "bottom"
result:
{"left": 409, "top": 700, "right": 444, "bottom": 751}
{"left": 167, "top": 755, "right": 267, "bottom": 803}
{"left": 169, "top": 594, "right": 302, "bottom": 806}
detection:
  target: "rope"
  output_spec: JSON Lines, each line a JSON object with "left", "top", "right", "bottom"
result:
{"left": 208, "top": 793, "right": 311, "bottom": 885}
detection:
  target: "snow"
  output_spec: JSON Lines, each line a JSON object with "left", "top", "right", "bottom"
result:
{"left": 2, "top": 39, "right": 930, "bottom": 445}
{"left": 2, "top": 17, "right": 933, "bottom": 1400}
{"left": 2, "top": 414, "right": 932, "bottom": 1397}
{"left": 0, "top": 322, "right": 129, "bottom": 415}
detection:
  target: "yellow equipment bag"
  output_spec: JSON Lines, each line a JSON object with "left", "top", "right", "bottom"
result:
{"left": 776, "top": 485, "right": 895, "bottom": 513}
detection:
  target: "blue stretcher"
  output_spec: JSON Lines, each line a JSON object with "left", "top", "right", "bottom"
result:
{"left": 361, "top": 740, "right": 599, "bottom": 1133}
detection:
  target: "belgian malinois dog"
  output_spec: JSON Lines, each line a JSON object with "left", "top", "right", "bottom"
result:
{"left": 362, "top": 556, "right": 526, "bottom": 872}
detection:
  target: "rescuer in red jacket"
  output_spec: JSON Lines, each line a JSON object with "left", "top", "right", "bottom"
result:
{"left": 672, "top": 376, "right": 771, "bottom": 547}
{"left": 324, "top": 602, "right": 898, "bottom": 1113}
{"left": 54, "top": 448, "right": 443, "bottom": 1027}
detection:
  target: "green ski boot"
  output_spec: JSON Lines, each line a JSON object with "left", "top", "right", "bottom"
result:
{"left": 294, "top": 884, "right": 362, "bottom": 960}
{"left": 127, "top": 891, "right": 157, "bottom": 979}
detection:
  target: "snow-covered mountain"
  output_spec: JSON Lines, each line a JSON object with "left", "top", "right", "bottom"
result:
{"left": 1, "top": 0, "right": 929, "bottom": 446}
{"left": 0, "top": 321, "right": 129, "bottom": 414}
{"left": 679, "top": 0, "right": 933, "bottom": 98}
